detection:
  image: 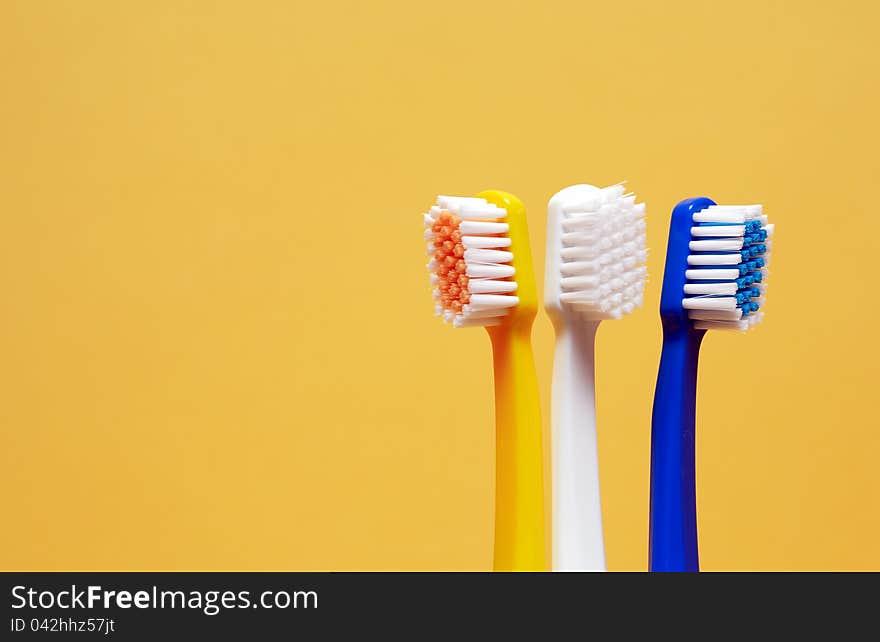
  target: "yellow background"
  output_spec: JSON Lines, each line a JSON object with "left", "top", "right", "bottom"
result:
{"left": 2, "top": 1, "right": 878, "bottom": 571}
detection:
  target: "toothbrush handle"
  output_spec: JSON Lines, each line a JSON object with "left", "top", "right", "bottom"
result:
{"left": 489, "top": 323, "right": 547, "bottom": 572}
{"left": 649, "top": 326, "right": 704, "bottom": 572}
{"left": 551, "top": 319, "right": 605, "bottom": 571}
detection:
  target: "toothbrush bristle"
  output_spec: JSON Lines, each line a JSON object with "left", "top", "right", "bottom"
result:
{"left": 683, "top": 204, "right": 772, "bottom": 331}
{"left": 424, "top": 196, "right": 518, "bottom": 328}
{"left": 556, "top": 184, "right": 647, "bottom": 319}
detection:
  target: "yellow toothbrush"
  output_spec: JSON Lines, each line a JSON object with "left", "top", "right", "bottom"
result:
{"left": 423, "top": 190, "right": 546, "bottom": 571}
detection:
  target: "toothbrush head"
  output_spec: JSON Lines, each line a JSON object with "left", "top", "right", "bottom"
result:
{"left": 424, "top": 191, "right": 536, "bottom": 328}
{"left": 544, "top": 183, "right": 647, "bottom": 323}
{"left": 660, "top": 198, "right": 773, "bottom": 332}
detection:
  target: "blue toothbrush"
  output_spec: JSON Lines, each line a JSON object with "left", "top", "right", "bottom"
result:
{"left": 650, "top": 197, "right": 773, "bottom": 572}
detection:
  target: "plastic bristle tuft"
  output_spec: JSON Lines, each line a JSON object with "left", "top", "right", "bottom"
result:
{"left": 554, "top": 184, "right": 647, "bottom": 320}
{"left": 424, "top": 195, "right": 518, "bottom": 327}
{"left": 684, "top": 203, "right": 772, "bottom": 331}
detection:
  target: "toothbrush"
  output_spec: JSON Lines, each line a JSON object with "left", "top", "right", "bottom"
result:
{"left": 545, "top": 184, "right": 648, "bottom": 571}
{"left": 650, "top": 198, "right": 773, "bottom": 572}
{"left": 423, "top": 190, "right": 546, "bottom": 571}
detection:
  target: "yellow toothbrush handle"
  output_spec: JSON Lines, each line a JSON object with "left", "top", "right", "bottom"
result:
{"left": 477, "top": 189, "right": 546, "bottom": 572}
{"left": 489, "top": 324, "right": 547, "bottom": 571}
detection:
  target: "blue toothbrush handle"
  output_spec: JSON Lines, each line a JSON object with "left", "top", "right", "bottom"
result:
{"left": 649, "top": 325, "right": 705, "bottom": 572}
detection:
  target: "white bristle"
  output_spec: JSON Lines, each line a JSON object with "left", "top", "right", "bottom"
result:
{"left": 601, "top": 184, "right": 626, "bottom": 202}
{"left": 546, "top": 183, "right": 647, "bottom": 321}
{"left": 688, "top": 239, "right": 743, "bottom": 252}
{"left": 459, "top": 221, "right": 509, "bottom": 235}
{"left": 457, "top": 206, "right": 507, "bottom": 220}
{"left": 560, "top": 260, "right": 601, "bottom": 277}
{"left": 561, "top": 275, "right": 600, "bottom": 291}
{"left": 691, "top": 204, "right": 762, "bottom": 224}
{"left": 687, "top": 253, "right": 743, "bottom": 266}
{"left": 561, "top": 213, "right": 602, "bottom": 232}
{"left": 690, "top": 225, "right": 744, "bottom": 237}
{"left": 467, "top": 279, "right": 518, "bottom": 294}
{"left": 685, "top": 268, "right": 741, "bottom": 280}
{"left": 682, "top": 297, "right": 738, "bottom": 311}
{"left": 466, "top": 263, "right": 515, "bottom": 279}
{"left": 424, "top": 195, "right": 518, "bottom": 327}
{"left": 691, "top": 210, "right": 745, "bottom": 224}
{"left": 461, "top": 235, "right": 511, "bottom": 249}
{"left": 435, "top": 196, "right": 507, "bottom": 220}
{"left": 464, "top": 248, "right": 514, "bottom": 264}
{"left": 684, "top": 203, "right": 772, "bottom": 331}
{"left": 683, "top": 282, "right": 738, "bottom": 295}
{"left": 466, "top": 294, "right": 519, "bottom": 310}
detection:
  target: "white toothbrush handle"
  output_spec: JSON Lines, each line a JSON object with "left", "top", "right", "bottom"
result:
{"left": 551, "top": 318, "right": 606, "bottom": 571}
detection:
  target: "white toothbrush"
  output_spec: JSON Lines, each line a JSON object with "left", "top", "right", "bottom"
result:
{"left": 544, "top": 183, "right": 647, "bottom": 571}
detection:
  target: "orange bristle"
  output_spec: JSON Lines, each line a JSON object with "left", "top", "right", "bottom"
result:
{"left": 430, "top": 211, "right": 472, "bottom": 316}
